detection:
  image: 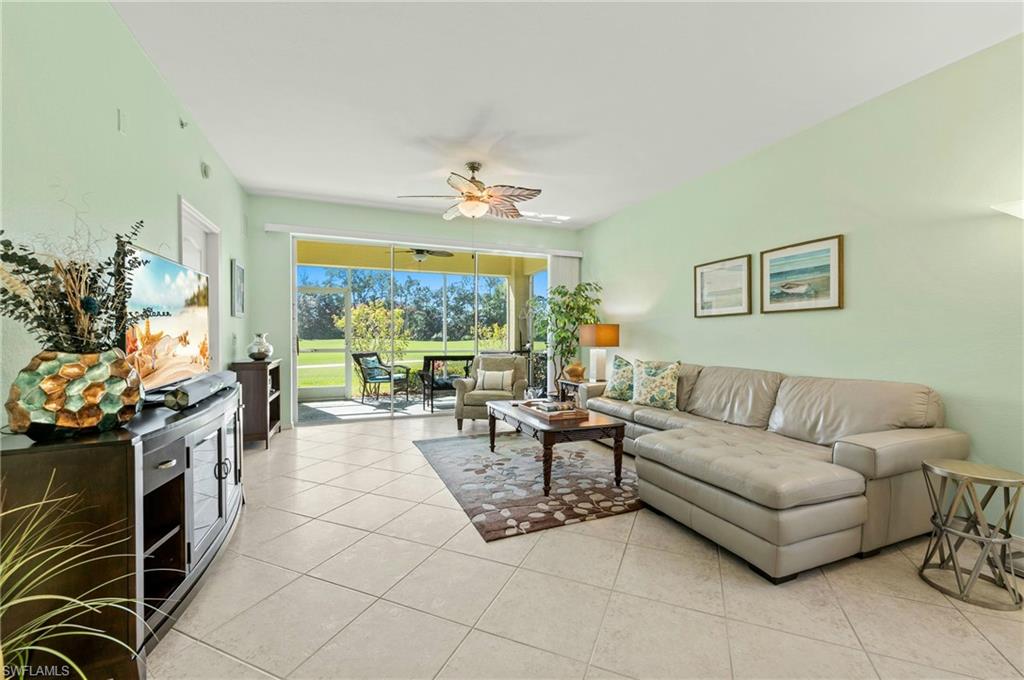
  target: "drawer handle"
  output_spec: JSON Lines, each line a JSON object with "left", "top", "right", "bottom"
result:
{"left": 156, "top": 459, "right": 178, "bottom": 470}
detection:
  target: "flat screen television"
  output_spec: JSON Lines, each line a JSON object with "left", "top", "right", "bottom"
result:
{"left": 125, "top": 248, "right": 211, "bottom": 391}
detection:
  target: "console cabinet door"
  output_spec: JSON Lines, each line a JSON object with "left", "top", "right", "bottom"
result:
{"left": 186, "top": 420, "right": 226, "bottom": 568}
{"left": 224, "top": 403, "right": 243, "bottom": 509}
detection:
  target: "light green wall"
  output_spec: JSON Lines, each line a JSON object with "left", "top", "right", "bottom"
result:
{"left": 582, "top": 37, "right": 1024, "bottom": 489}
{"left": 1, "top": 1, "right": 251, "bottom": 404}
{"left": 0, "top": 0, "right": 580, "bottom": 429}
{"left": 245, "top": 194, "right": 580, "bottom": 425}
{"left": 6, "top": 1, "right": 1021, "bottom": 502}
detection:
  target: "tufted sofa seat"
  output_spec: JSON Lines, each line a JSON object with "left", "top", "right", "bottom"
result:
{"left": 635, "top": 426, "right": 862, "bottom": 509}
{"left": 579, "top": 364, "right": 969, "bottom": 582}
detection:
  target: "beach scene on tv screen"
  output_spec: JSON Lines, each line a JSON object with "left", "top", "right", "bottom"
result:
{"left": 126, "top": 253, "right": 211, "bottom": 390}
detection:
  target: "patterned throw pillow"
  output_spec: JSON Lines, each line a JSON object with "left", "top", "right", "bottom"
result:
{"left": 476, "top": 369, "right": 513, "bottom": 391}
{"left": 605, "top": 355, "right": 634, "bottom": 401}
{"left": 631, "top": 360, "right": 679, "bottom": 410}
{"left": 360, "top": 356, "right": 387, "bottom": 380}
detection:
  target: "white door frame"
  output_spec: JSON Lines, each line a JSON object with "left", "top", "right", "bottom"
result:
{"left": 295, "top": 284, "right": 351, "bottom": 402}
{"left": 178, "top": 197, "right": 221, "bottom": 367}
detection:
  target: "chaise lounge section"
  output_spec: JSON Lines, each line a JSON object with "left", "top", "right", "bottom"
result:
{"left": 579, "top": 364, "right": 969, "bottom": 582}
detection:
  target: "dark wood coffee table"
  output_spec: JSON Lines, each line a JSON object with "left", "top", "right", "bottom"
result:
{"left": 487, "top": 400, "right": 626, "bottom": 496}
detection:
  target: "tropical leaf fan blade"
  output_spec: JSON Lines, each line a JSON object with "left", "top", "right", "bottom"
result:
{"left": 442, "top": 203, "right": 462, "bottom": 221}
{"left": 485, "top": 185, "right": 542, "bottom": 202}
{"left": 446, "top": 173, "right": 480, "bottom": 196}
{"left": 487, "top": 199, "right": 522, "bottom": 220}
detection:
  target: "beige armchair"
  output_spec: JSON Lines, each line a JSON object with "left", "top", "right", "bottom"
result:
{"left": 454, "top": 354, "right": 528, "bottom": 430}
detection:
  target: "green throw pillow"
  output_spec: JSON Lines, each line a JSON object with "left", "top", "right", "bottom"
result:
{"left": 605, "top": 355, "right": 634, "bottom": 401}
{"left": 632, "top": 360, "right": 679, "bottom": 410}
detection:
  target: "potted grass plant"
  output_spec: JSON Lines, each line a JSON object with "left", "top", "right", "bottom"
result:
{"left": 0, "top": 472, "right": 150, "bottom": 679}
{"left": 0, "top": 221, "right": 164, "bottom": 440}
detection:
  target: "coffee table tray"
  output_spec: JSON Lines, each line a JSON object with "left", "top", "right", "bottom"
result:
{"left": 515, "top": 401, "right": 589, "bottom": 422}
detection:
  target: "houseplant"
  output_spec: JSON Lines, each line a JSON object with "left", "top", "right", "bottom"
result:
{"left": 0, "top": 472, "right": 149, "bottom": 678}
{"left": 528, "top": 281, "right": 603, "bottom": 383}
{"left": 1, "top": 221, "right": 164, "bottom": 440}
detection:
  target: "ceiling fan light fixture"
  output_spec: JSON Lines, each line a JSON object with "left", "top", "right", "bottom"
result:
{"left": 400, "top": 162, "right": 541, "bottom": 221}
{"left": 458, "top": 198, "right": 489, "bottom": 218}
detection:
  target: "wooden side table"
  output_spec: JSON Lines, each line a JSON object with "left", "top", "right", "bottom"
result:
{"left": 920, "top": 459, "right": 1023, "bottom": 611}
{"left": 229, "top": 359, "right": 282, "bottom": 449}
{"left": 557, "top": 379, "right": 604, "bottom": 403}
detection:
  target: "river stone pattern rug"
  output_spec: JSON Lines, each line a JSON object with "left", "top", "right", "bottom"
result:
{"left": 414, "top": 433, "right": 642, "bottom": 541}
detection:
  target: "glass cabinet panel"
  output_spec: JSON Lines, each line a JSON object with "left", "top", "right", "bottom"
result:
{"left": 190, "top": 427, "right": 224, "bottom": 564}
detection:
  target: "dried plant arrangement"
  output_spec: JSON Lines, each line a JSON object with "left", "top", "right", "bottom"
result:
{"left": 0, "top": 220, "right": 166, "bottom": 353}
{"left": 2, "top": 221, "right": 172, "bottom": 438}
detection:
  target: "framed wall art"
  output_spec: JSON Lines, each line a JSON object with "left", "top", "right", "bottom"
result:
{"left": 761, "top": 235, "right": 843, "bottom": 313}
{"left": 231, "top": 259, "right": 245, "bottom": 317}
{"left": 694, "top": 254, "right": 752, "bottom": 317}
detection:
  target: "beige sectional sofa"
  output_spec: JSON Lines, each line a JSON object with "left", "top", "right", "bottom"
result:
{"left": 578, "top": 364, "right": 969, "bottom": 583}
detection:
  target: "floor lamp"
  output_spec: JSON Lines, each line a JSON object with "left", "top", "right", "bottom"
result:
{"left": 579, "top": 324, "right": 620, "bottom": 381}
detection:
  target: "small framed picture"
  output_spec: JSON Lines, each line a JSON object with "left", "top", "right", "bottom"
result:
{"left": 231, "top": 259, "right": 245, "bottom": 317}
{"left": 761, "top": 235, "right": 843, "bottom": 313}
{"left": 694, "top": 254, "right": 752, "bottom": 317}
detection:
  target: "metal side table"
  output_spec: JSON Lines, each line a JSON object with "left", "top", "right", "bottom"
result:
{"left": 920, "top": 459, "right": 1023, "bottom": 611}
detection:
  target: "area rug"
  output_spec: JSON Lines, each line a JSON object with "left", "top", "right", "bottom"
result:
{"left": 413, "top": 433, "right": 642, "bottom": 541}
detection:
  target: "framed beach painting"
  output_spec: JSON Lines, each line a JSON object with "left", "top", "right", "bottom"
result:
{"left": 694, "top": 254, "right": 751, "bottom": 317}
{"left": 761, "top": 235, "right": 843, "bottom": 313}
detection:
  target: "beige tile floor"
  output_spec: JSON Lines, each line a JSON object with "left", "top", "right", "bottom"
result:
{"left": 147, "top": 418, "right": 1024, "bottom": 680}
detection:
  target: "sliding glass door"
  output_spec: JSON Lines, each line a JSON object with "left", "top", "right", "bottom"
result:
{"left": 294, "top": 241, "right": 546, "bottom": 422}
{"left": 296, "top": 267, "right": 349, "bottom": 400}
{"left": 443, "top": 274, "right": 477, "bottom": 355}
{"left": 347, "top": 245, "right": 399, "bottom": 413}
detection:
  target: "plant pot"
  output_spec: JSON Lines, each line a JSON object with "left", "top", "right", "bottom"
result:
{"left": 5, "top": 348, "right": 143, "bottom": 441}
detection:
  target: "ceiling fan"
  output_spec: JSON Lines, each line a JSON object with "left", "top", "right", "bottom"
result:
{"left": 402, "top": 247, "right": 454, "bottom": 263}
{"left": 398, "top": 161, "right": 542, "bottom": 221}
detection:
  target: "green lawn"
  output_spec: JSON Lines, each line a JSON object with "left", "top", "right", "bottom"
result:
{"left": 297, "top": 339, "right": 477, "bottom": 367}
{"left": 297, "top": 365, "right": 349, "bottom": 388}
{"left": 297, "top": 340, "right": 546, "bottom": 389}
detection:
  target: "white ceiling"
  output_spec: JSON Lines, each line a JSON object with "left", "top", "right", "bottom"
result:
{"left": 114, "top": 2, "right": 1021, "bottom": 227}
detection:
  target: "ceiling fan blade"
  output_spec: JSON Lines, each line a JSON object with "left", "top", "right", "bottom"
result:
{"left": 486, "top": 185, "right": 542, "bottom": 202}
{"left": 487, "top": 200, "right": 521, "bottom": 220}
{"left": 397, "top": 195, "right": 461, "bottom": 199}
{"left": 442, "top": 203, "right": 461, "bottom": 221}
{"left": 403, "top": 248, "right": 454, "bottom": 257}
{"left": 447, "top": 173, "right": 481, "bottom": 196}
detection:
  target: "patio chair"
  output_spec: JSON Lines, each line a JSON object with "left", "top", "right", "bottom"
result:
{"left": 419, "top": 354, "right": 474, "bottom": 412}
{"left": 351, "top": 352, "right": 410, "bottom": 404}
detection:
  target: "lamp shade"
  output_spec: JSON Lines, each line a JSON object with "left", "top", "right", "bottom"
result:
{"left": 579, "top": 323, "right": 619, "bottom": 347}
